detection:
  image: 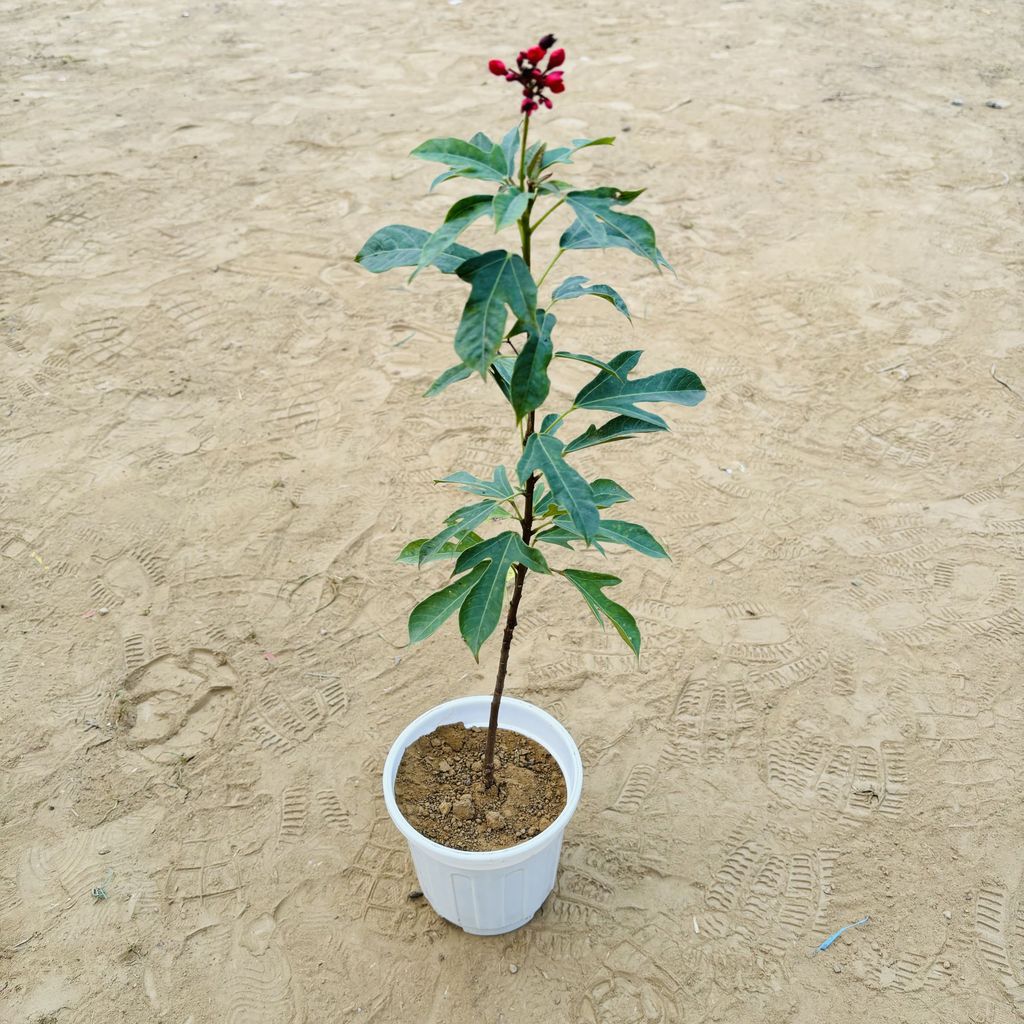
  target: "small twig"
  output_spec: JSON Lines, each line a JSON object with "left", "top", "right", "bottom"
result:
{"left": 966, "top": 171, "right": 1010, "bottom": 192}
{"left": 991, "top": 364, "right": 1023, "bottom": 404}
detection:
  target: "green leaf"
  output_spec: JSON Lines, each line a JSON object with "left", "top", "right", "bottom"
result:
{"left": 533, "top": 476, "right": 630, "bottom": 517}
{"left": 553, "top": 350, "right": 624, "bottom": 379}
{"left": 410, "top": 137, "right": 508, "bottom": 182}
{"left": 500, "top": 125, "right": 520, "bottom": 177}
{"left": 356, "top": 224, "right": 477, "bottom": 274}
{"left": 425, "top": 363, "right": 473, "bottom": 397}
{"left": 526, "top": 142, "right": 547, "bottom": 177}
{"left": 415, "top": 195, "right": 493, "bottom": 276}
{"left": 597, "top": 520, "right": 668, "bottom": 558}
{"left": 493, "top": 187, "right": 530, "bottom": 231}
{"left": 408, "top": 563, "right": 488, "bottom": 643}
{"left": 455, "top": 250, "right": 537, "bottom": 375}
{"left": 590, "top": 478, "right": 633, "bottom": 507}
{"left": 429, "top": 168, "right": 464, "bottom": 192}
{"left": 517, "top": 433, "right": 599, "bottom": 543}
{"left": 564, "top": 415, "right": 667, "bottom": 454}
{"left": 561, "top": 570, "right": 641, "bottom": 655}
{"left": 551, "top": 275, "right": 631, "bottom": 321}
{"left": 540, "top": 413, "right": 560, "bottom": 433}
{"left": 468, "top": 131, "right": 494, "bottom": 151}
{"left": 560, "top": 217, "right": 671, "bottom": 270}
{"left": 541, "top": 137, "right": 616, "bottom": 168}
{"left": 574, "top": 350, "right": 705, "bottom": 426}
{"left": 510, "top": 311, "right": 556, "bottom": 421}
{"left": 549, "top": 516, "right": 667, "bottom": 558}
{"left": 539, "top": 180, "right": 573, "bottom": 195}
{"left": 436, "top": 466, "right": 516, "bottom": 500}
{"left": 490, "top": 355, "right": 516, "bottom": 401}
{"left": 418, "top": 499, "right": 502, "bottom": 565}
{"left": 532, "top": 525, "right": 578, "bottom": 550}
{"left": 559, "top": 188, "right": 667, "bottom": 269}
{"left": 454, "top": 531, "right": 551, "bottom": 658}
{"left": 397, "top": 532, "right": 484, "bottom": 565}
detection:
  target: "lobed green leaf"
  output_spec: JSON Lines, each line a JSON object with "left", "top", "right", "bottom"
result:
{"left": 408, "top": 563, "right": 488, "bottom": 643}
{"left": 500, "top": 125, "right": 520, "bottom": 177}
{"left": 425, "top": 362, "right": 473, "bottom": 397}
{"left": 454, "top": 250, "right": 537, "bottom": 376}
{"left": 560, "top": 569, "right": 642, "bottom": 656}
{"left": 551, "top": 275, "right": 631, "bottom": 321}
{"left": 564, "top": 414, "right": 667, "bottom": 454}
{"left": 493, "top": 187, "right": 530, "bottom": 231}
{"left": 410, "top": 137, "right": 508, "bottom": 182}
{"left": 510, "top": 310, "right": 556, "bottom": 422}
{"left": 397, "top": 531, "right": 484, "bottom": 565}
{"left": 541, "top": 137, "right": 616, "bottom": 169}
{"left": 518, "top": 433, "right": 599, "bottom": 543}
{"left": 559, "top": 187, "right": 669, "bottom": 270}
{"left": 574, "top": 350, "right": 705, "bottom": 426}
{"left": 436, "top": 466, "right": 516, "bottom": 500}
{"left": 553, "top": 350, "right": 624, "bottom": 379}
{"left": 454, "top": 531, "right": 551, "bottom": 658}
{"left": 417, "top": 499, "right": 503, "bottom": 565}
{"left": 415, "top": 195, "right": 493, "bottom": 276}
{"left": 356, "top": 224, "right": 477, "bottom": 274}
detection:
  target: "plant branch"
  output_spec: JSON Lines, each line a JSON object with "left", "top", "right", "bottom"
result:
{"left": 485, "top": 117, "right": 537, "bottom": 787}
{"left": 530, "top": 197, "right": 566, "bottom": 233}
{"left": 540, "top": 406, "right": 575, "bottom": 435}
{"left": 536, "top": 248, "right": 564, "bottom": 289}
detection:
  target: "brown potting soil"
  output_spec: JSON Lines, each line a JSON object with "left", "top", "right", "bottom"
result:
{"left": 393, "top": 723, "right": 568, "bottom": 852}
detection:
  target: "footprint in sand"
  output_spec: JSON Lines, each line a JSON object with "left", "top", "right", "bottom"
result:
{"left": 119, "top": 648, "right": 239, "bottom": 762}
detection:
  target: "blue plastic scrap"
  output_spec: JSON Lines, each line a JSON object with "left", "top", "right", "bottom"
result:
{"left": 817, "top": 916, "right": 870, "bottom": 952}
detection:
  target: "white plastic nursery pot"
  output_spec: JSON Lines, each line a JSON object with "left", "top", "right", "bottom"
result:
{"left": 382, "top": 695, "right": 583, "bottom": 936}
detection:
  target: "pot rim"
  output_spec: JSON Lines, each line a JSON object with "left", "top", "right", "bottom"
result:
{"left": 382, "top": 695, "right": 583, "bottom": 864}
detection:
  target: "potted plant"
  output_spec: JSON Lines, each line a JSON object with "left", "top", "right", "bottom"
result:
{"left": 358, "top": 35, "right": 706, "bottom": 935}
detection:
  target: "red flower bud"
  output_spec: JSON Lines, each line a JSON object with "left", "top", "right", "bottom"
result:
{"left": 545, "top": 70, "right": 564, "bottom": 83}
{"left": 517, "top": 51, "right": 527, "bottom": 65}
{"left": 550, "top": 80, "right": 565, "bottom": 94}
{"left": 538, "top": 33, "right": 557, "bottom": 49}
{"left": 540, "top": 95, "right": 553, "bottom": 108}
{"left": 521, "top": 98, "right": 538, "bottom": 114}
{"left": 488, "top": 59, "right": 507, "bottom": 76}
{"left": 547, "top": 48, "right": 565, "bottom": 68}
{"left": 526, "top": 45, "right": 546, "bottom": 63}
{"left": 505, "top": 69, "right": 519, "bottom": 81}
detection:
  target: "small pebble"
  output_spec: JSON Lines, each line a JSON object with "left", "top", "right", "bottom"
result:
{"left": 99, "top": 607, "right": 109, "bottom": 615}
{"left": 943, "top": 910, "right": 952, "bottom": 921}
{"left": 453, "top": 796, "right": 473, "bottom": 821}
{"left": 98, "top": 846, "right": 110, "bottom": 855}
{"left": 942, "top": 960, "right": 951, "bottom": 969}
{"left": 833, "top": 964, "right": 842, "bottom": 974}
{"left": 485, "top": 810, "right": 503, "bottom": 829}
{"left": 951, "top": 97, "right": 964, "bottom": 106}
{"left": 509, "top": 964, "right": 518, "bottom": 974}
{"left": 430, "top": 738, "right": 441, "bottom": 748}
{"left": 439, "top": 801, "right": 451, "bottom": 816}
{"left": 965, "top": 891, "right": 973, "bottom": 901}
{"left": 437, "top": 760, "right": 452, "bottom": 773}
{"left": 986, "top": 99, "right": 1009, "bottom": 109}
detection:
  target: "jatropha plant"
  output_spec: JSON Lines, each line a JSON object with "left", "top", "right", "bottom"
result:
{"left": 357, "top": 35, "right": 705, "bottom": 788}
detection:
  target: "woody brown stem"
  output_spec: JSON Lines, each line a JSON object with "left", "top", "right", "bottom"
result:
{"left": 483, "top": 116, "right": 535, "bottom": 789}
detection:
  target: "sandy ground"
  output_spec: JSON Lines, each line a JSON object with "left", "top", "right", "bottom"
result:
{"left": 2, "top": 0, "right": 1023, "bottom": 1021}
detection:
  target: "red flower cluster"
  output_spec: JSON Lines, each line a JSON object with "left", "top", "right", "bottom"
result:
{"left": 488, "top": 34, "right": 566, "bottom": 116}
